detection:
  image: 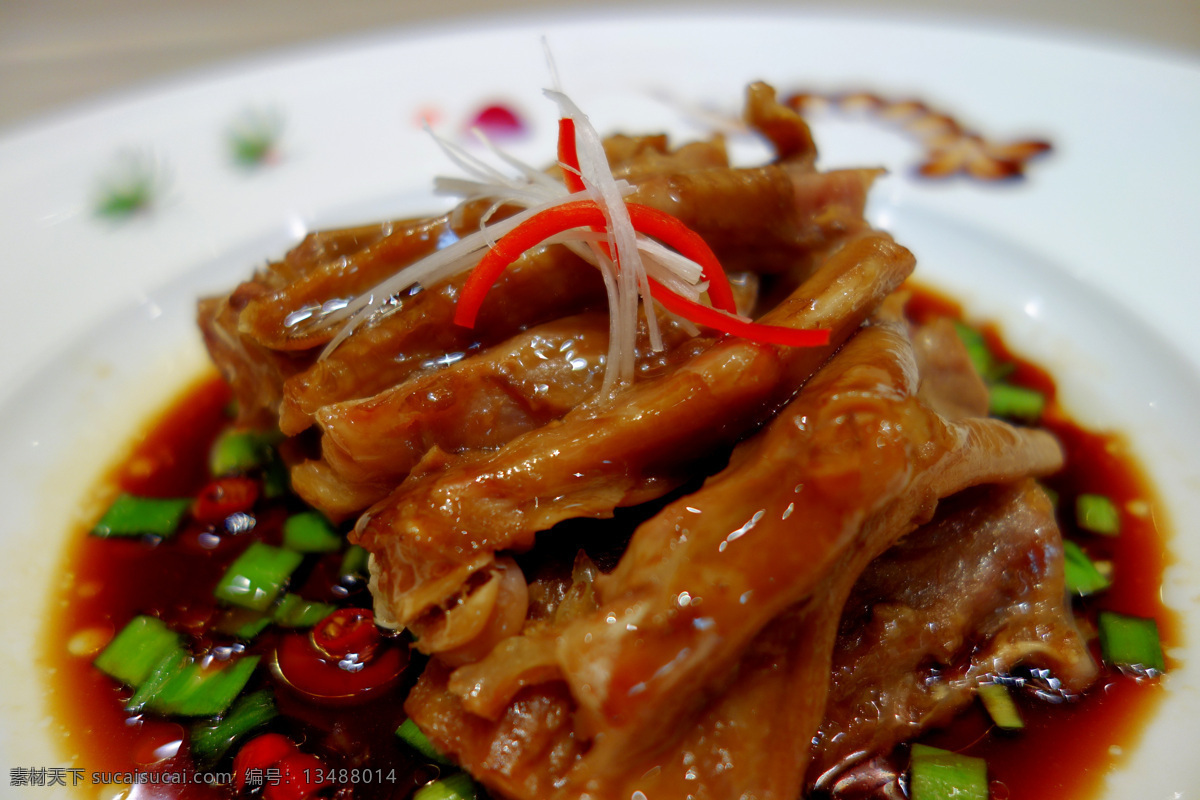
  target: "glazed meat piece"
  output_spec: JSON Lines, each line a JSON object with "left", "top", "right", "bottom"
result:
{"left": 911, "top": 315, "right": 991, "bottom": 419}
{"left": 289, "top": 311, "right": 706, "bottom": 519}
{"left": 200, "top": 82, "right": 870, "bottom": 436}
{"left": 627, "top": 165, "right": 879, "bottom": 276}
{"left": 808, "top": 479, "right": 1097, "bottom": 791}
{"left": 543, "top": 317, "right": 1063, "bottom": 798}
{"left": 743, "top": 80, "right": 818, "bottom": 164}
{"left": 407, "top": 660, "right": 587, "bottom": 800}
{"left": 239, "top": 215, "right": 456, "bottom": 352}
{"left": 276, "top": 244, "right": 607, "bottom": 434}
{"left": 198, "top": 211, "right": 479, "bottom": 427}
{"left": 403, "top": 311, "right": 1065, "bottom": 800}
{"left": 278, "top": 161, "right": 874, "bottom": 435}
{"left": 356, "top": 231, "right": 915, "bottom": 644}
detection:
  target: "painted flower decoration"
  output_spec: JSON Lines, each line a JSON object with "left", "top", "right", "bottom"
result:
{"left": 94, "top": 149, "right": 168, "bottom": 217}
{"left": 787, "top": 91, "right": 1051, "bottom": 181}
{"left": 228, "top": 107, "right": 284, "bottom": 167}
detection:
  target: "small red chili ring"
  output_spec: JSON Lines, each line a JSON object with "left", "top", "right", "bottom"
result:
{"left": 310, "top": 607, "right": 381, "bottom": 660}
{"left": 192, "top": 476, "right": 259, "bottom": 524}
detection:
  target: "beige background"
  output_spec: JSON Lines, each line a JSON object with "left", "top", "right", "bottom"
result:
{"left": 2, "top": 0, "right": 1199, "bottom": 131}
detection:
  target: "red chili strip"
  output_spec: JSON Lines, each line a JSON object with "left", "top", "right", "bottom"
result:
{"left": 624, "top": 202, "right": 737, "bottom": 314}
{"left": 557, "top": 118, "right": 586, "bottom": 194}
{"left": 454, "top": 200, "right": 736, "bottom": 326}
{"left": 648, "top": 278, "right": 830, "bottom": 347}
{"left": 454, "top": 200, "right": 827, "bottom": 347}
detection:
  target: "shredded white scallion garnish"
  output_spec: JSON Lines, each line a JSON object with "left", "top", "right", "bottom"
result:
{"left": 313, "top": 82, "right": 715, "bottom": 396}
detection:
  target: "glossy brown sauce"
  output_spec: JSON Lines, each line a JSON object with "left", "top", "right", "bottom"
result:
{"left": 43, "top": 378, "right": 430, "bottom": 799}
{"left": 907, "top": 286, "right": 1175, "bottom": 800}
{"left": 44, "top": 287, "right": 1175, "bottom": 799}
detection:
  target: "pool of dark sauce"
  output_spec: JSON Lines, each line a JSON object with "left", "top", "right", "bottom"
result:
{"left": 42, "top": 285, "right": 1176, "bottom": 799}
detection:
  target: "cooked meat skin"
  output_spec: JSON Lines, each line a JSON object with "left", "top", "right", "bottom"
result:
{"left": 290, "top": 311, "right": 705, "bottom": 519}
{"left": 239, "top": 215, "right": 450, "bottom": 352}
{"left": 808, "top": 479, "right": 1097, "bottom": 790}
{"left": 404, "top": 313, "right": 1069, "bottom": 800}
{"left": 355, "top": 232, "right": 915, "bottom": 639}
{"left": 193, "top": 81, "right": 1100, "bottom": 800}
{"left": 545, "top": 315, "right": 1063, "bottom": 799}
{"left": 277, "top": 244, "right": 607, "bottom": 435}
{"left": 199, "top": 81, "right": 872, "bottom": 437}
{"left": 627, "top": 166, "right": 878, "bottom": 275}
{"left": 911, "top": 316, "right": 990, "bottom": 419}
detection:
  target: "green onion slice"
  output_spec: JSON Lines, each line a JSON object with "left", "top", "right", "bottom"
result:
{"left": 92, "top": 493, "right": 191, "bottom": 539}
{"left": 340, "top": 545, "right": 370, "bottom": 582}
{"left": 127, "top": 652, "right": 260, "bottom": 717}
{"left": 397, "top": 718, "right": 452, "bottom": 764}
{"left": 214, "top": 542, "right": 303, "bottom": 611}
{"left": 987, "top": 382, "right": 1045, "bottom": 424}
{"left": 190, "top": 689, "right": 278, "bottom": 765}
{"left": 1098, "top": 611, "right": 1165, "bottom": 675}
{"left": 1062, "top": 540, "right": 1112, "bottom": 596}
{"left": 283, "top": 511, "right": 341, "bottom": 553}
{"left": 977, "top": 683, "right": 1024, "bottom": 731}
{"left": 1076, "top": 493, "right": 1121, "bottom": 536}
{"left": 910, "top": 743, "right": 989, "bottom": 800}
{"left": 953, "top": 322, "right": 1013, "bottom": 383}
{"left": 93, "top": 615, "right": 182, "bottom": 687}
{"left": 209, "top": 429, "right": 281, "bottom": 477}
{"left": 413, "top": 773, "right": 477, "bottom": 800}
{"left": 273, "top": 593, "right": 338, "bottom": 628}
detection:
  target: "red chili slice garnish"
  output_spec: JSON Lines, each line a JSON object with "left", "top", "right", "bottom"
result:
{"left": 192, "top": 476, "right": 259, "bottom": 524}
{"left": 558, "top": 117, "right": 586, "bottom": 194}
{"left": 453, "top": 199, "right": 827, "bottom": 348}
{"left": 273, "top": 629, "right": 407, "bottom": 706}
{"left": 233, "top": 733, "right": 296, "bottom": 791}
{"left": 310, "top": 607, "right": 381, "bottom": 660}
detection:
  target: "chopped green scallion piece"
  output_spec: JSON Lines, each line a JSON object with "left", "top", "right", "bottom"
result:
{"left": 397, "top": 718, "right": 452, "bottom": 764}
{"left": 168, "top": 656, "right": 261, "bottom": 717}
{"left": 213, "top": 607, "right": 273, "bottom": 641}
{"left": 953, "top": 322, "right": 1012, "bottom": 383}
{"left": 125, "top": 648, "right": 191, "bottom": 713}
{"left": 340, "top": 545, "right": 370, "bottom": 582}
{"left": 1076, "top": 493, "right": 1121, "bottom": 536}
{"left": 910, "top": 743, "right": 988, "bottom": 800}
{"left": 1098, "top": 611, "right": 1165, "bottom": 675}
{"left": 273, "top": 593, "right": 337, "bottom": 628}
{"left": 283, "top": 511, "right": 341, "bottom": 553}
{"left": 413, "top": 772, "right": 477, "bottom": 800}
{"left": 93, "top": 615, "right": 183, "bottom": 687}
{"left": 977, "top": 683, "right": 1023, "bottom": 730}
{"left": 988, "top": 382, "right": 1045, "bottom": 424}
{"left": 92, "top": 493, "right": 191, "bottom": 538}
{"left": 190, "top": 689, "right": 277, "bottom": 765}
{"left": 130, "top": 653, "right": 261, "bottom": 717}
{"left": 1062, "top": 540, "right": 1112, "bottom": 596}
{"left": 214, "top": 542, "right": 303, "bottom": 611}
{"left": 210, "top": 429, "right": 281, "bottom": 477}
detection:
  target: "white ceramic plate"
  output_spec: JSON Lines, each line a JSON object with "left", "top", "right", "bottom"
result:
{"left": 1, "top": 12, "right": 1197, "bottom": 799}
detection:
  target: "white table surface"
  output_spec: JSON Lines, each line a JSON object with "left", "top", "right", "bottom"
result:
{"left": 3, "top": 0, "right": 1198, "bottom": 131}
